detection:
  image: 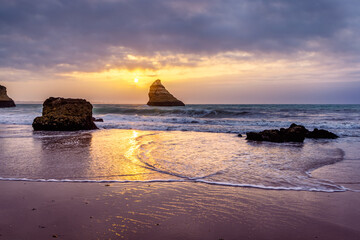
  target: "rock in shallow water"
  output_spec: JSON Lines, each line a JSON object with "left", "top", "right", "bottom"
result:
{"left": 245, "top": 123, "right": 338, "bottom": 143}
{"left": 246, "top": 124, "right": 306, "bottom": 143}
{"left": 32, "top": 97, "right": 98, "bottom": 131}
{"left": 147, "top": 79, "right": 185, "bottom": 106}
{"left": 92, "top": 117, "right": 104, "bottom": 122}
{"left": 0, "top": 85, "right": 16, "bottom": 108}
{"left": 307, "top": 128, "right": 338, "bottom": 139}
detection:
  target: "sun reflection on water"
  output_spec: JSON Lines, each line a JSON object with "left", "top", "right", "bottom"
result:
{"left": 89, "top": 130, "right": 171, "bottom": 181}
{"left": 89, "top": 130, "right": 147, "bottom": 181}
{"left": 1, "top": 127, "right": 344, "bottom": 192}
{"left": 124, "top": 130, "right": 139, "bottom": 165}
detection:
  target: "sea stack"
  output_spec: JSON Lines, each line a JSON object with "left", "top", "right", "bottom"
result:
{"left": 32, "top": 97, "right": 98, "bottom": 131}
{"left": 0, "top": 85, "right": 16, "bottom": 108}
{"left": 147, "top": 79, "right": 185, "bottom": 106}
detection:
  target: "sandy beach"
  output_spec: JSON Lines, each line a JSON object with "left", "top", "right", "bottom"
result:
{"left": 1, "top": 181, "right": 360, "bottom": 240}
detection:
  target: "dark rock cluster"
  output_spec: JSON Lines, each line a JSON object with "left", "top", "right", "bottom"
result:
{"left": 92, "top": 117, "right": 104, "bottom": 122}
{"left": 306, "top": 128, "right": 339, "bottom": 139}
{"left": 245, "top": 123, "right": 338, "bottom": 143}
{"left": 32, "top": 97, "right": 98, "bottom": 131}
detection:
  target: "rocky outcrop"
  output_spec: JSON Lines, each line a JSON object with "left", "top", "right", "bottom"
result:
{"left": 245, "top": 123, "right": 338, "bottom": 143}
{"left": 32, "top": 97, "right": 98, "bottom": 131}
{"left": 147, "top": 80, "right": 185, "bottom": 106}
{"left": 307, "top": 128, "right": 338, "bottom": 139}
{"left": 246, "top": 124, "right": 307, "bottom": 143}
{"left": 92, "top": 117, "right": 104, "bottom": 122}
{"left": 0, "top": 85, "right": 16, "bottom": 108}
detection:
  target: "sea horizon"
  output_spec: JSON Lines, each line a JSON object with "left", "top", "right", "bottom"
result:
{"left": 12, "top": 101, "right": 360, "bottom": 105}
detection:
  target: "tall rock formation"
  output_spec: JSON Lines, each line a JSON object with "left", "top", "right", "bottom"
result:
{"left": 0, "top": 85, "right": 16, "bottom": 108}
{"left": 32, "top": 97, "right": 98, "bottom": 131}
{"left": 147, "top": 80, "right": 185, "bottom": 106}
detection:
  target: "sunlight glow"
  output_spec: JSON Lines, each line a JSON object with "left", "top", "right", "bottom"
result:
{"left": 89, "top": 130, "right": 155, "bottom": 181}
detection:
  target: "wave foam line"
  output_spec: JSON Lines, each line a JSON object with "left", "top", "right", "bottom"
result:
{"left": 0, "top": 177, "right": 186, "bottom": 183}
{"left": 0, "top": 177, "right": 351, "bottom": 192}
{"left": 194, "top": 179, "right": 349, "bottom": 192}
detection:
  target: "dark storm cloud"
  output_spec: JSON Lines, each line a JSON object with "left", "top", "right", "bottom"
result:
{"left": 0, "top": 0, "right": 358, "bottom": 71}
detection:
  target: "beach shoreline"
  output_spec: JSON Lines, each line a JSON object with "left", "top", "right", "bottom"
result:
{"left": 1, "top": 104, "right": 360, "bottom": 239}
{"left": 1, "top": 180, "right": 360, "bottom": 240}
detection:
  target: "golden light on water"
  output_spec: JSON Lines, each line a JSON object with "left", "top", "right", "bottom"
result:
{"left": 124, "top": 130, "right": 139, "bottom": 164}
{"left": 89, "top": 130, "right": 157, "bottom": 181}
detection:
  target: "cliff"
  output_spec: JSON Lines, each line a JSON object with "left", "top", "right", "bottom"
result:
{"left": 0, "top": 85, "right": 16, "bottom": 108}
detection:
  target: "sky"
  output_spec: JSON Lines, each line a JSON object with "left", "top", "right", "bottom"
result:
{"left": 1, "top": 0, "right": 360, "bottom": 104}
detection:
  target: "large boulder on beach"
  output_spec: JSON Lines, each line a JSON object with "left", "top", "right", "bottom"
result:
{"left": 245, "top": 123, "right": 338, "bottom": 143}
{"left": 32, "top": 97, "right": 98, "bottom": 131}
{"left": 0, "top": 85, "right": 16, "bottom": 108}
{"left": 147, "top": 79, "right": 185, "bottom": 106}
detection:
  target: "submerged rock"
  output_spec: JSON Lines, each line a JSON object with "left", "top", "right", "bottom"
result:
{"left": 0, "top": 85, "right": 16, "bottom": 108}
{"left": 32, "top": 97, "right": 98, "bottom": 131}
{"left": 147, "top": 79, "right": 185, "bottom": 106}
{"left": 245, "top": 123, "right": 338, "bottom": 143}
{"left": 92, "top": 117, "right": 104, "bottom": 122}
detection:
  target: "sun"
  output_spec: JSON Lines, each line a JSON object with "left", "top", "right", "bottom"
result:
{"left": 134, "top": 78, "right": 139, "bottom": 83}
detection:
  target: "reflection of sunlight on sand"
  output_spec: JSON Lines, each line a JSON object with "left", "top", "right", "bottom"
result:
{"left": 89, "top": 130, "right": 160, "bottom": 181}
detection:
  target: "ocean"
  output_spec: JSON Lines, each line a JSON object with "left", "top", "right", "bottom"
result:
{"left": 1, "top": 104, "right": 360, "bottom": 192}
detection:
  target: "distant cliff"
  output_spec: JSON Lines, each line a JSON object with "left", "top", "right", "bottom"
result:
{"left": 0, "top": 85, "right": 16, "bottom": 108}
{"left": 147, "top": 80, "right": 185, "bottom": 106}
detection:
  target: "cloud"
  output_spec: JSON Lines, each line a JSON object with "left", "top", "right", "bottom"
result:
{"left": 0, "top": 0, "right": 359, "bottom": 73}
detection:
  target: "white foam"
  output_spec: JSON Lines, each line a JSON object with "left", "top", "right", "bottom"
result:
{"left": 0, "top": 177, "right": 349, "bottom": 192}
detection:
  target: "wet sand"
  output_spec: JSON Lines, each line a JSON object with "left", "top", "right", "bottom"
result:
{"left": 0, "top": 181, "right": 359, "bottom": 240}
